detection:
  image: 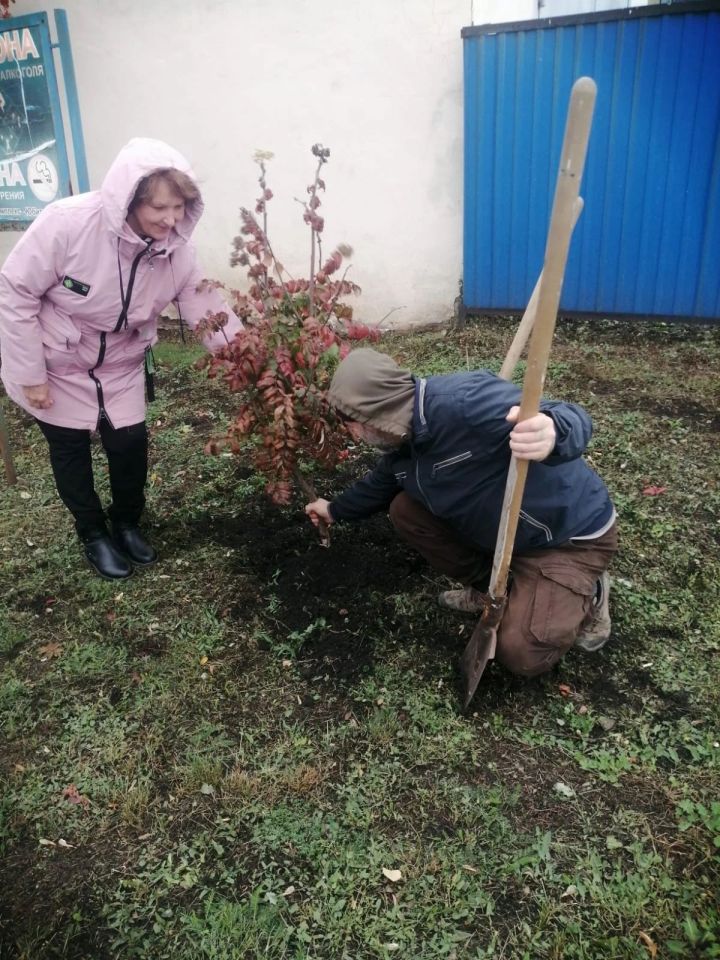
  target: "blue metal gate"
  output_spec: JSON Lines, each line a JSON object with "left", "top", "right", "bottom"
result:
{"left": 462, "top": 2, "right": 720, "bottom": 321}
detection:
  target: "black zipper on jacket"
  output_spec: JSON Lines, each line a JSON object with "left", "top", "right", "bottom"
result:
{"left": 87, "top": 238, "right": 155, "bottom": 423}
{"left": 88, "top": 332, "right": 109, "bottom": 422}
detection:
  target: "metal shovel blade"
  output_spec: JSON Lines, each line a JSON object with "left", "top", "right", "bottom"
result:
{"left": 459, "top": 595, "right": 506, "bottom": 711}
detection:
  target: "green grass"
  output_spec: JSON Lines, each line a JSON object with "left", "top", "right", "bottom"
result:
{"left": 0, "top": 318, "right": 718, "bottom": 959}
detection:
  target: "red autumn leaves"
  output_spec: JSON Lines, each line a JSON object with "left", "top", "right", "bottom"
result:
{"left": 199, "top": 146, "right": 380, "bottom": 506}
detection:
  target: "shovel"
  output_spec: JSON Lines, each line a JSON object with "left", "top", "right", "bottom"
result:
{"left": 459, "top": 76, "right": 597, "bottom": 711}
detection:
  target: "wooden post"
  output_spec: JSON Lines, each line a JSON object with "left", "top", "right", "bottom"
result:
{"left": 0, "top": 401, "right": 17, "bottom": 486}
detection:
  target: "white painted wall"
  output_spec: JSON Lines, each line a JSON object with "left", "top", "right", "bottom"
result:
{"left": 539, "top": 0, "right": 652, "bottom": 15}
{"left": 1, "top": 0, "right": 647, "bottom": 327}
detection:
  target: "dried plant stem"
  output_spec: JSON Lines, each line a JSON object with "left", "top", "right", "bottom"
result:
{"left": 307, "top": 155, "right": 325, "bottom": 318}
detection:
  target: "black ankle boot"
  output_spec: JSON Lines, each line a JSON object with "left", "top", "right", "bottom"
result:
{"left": 81, "top": 530, "right": 134, "bottom": 580}
{"left": 112, "top": 523, "right": 158, "bottom": 566}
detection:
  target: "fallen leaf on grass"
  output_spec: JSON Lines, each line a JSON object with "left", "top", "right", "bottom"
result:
{"left": 38, "top": 642, "right": 63, "bottom": 660}
{"left": 642, "top": 485, "right": 667, "bottom": 496}
{"left": 382, "top": 868, "right": 403, "bottom": 883}
{"left": 62, "top": 784, "right": 90, "bottom": 810}
{"left": 638, "top": 931, "right": 658, "bottom": 958}
{"left": 19, "top": 490, "right": 31, "bottom": 500}
{"left": 553, "top": 782, "right": 575, "bottom": 799}
{"left": 561, "top": 884, "right": 577, "bottom": 898}
{"left": 38, "top": 838, "right": 55, "bottom": 846}
{"left": 57, "top": 838, "right": 73, "bottom": 848}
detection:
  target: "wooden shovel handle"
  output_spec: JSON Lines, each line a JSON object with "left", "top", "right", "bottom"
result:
{"left": 490, "top": 77, "right": 597, "bottom": 599}
{"left": 499, "top": 197, "right": 584, "bottom": 382}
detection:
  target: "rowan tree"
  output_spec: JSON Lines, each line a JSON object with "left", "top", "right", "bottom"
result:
{"left": 199, "top": 145, "right": 380, "bottom": 521}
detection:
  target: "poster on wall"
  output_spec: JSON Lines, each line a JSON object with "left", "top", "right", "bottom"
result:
{"left": 0, "top": 14, "right": 78, "bottom": 223}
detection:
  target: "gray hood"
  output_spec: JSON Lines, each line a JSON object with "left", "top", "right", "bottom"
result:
{"left": 328, "top": 348, "right": 415, "bottom": 440}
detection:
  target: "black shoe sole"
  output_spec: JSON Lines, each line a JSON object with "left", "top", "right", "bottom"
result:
{"left": 85, "top": 556, "right": 134, "bottom": 581}
{"left": 113, "top": 546, "right": 158, "bottom": 568}
{"left": 128, "top": 555, "right": 158, "bottom": 568}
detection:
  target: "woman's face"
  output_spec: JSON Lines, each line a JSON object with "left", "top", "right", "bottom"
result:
{"left": 126, "top": 179, "right": 186, "bottom": 242}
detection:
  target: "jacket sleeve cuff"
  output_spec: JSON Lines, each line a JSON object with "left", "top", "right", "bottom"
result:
{"left": 2, "top": 356, "right": 48, "bottom": 386}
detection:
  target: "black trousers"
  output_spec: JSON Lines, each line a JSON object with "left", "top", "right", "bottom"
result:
{"left": 36, "top": 418, "right": 148, "bottom": 537}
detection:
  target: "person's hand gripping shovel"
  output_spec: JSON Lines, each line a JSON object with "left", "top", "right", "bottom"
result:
{"left": 459, "top": 77, "right": 597, "bottom": 712}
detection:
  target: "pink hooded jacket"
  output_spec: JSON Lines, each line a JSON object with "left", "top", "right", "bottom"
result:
{"left": 0, "top": 138, "right": 241, "bottom": 430}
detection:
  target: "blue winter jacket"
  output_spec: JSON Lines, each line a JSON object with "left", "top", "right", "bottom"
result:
{"left": 329, "top": 371, "right": 614, "bottom": 553}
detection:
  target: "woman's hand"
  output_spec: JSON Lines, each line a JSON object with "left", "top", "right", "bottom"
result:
{"left": 506, "top": 406, "right": 556, "bottom": 461}
{"left": 305, "top": 498, "right": 334, "bottom": 527}
{"left": 22, "top": 383, "right": 53, "bottom": 410}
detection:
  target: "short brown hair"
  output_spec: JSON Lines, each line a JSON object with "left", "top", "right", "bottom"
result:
{"left": 129, "top": 168, "right": 200, "bottom": 210}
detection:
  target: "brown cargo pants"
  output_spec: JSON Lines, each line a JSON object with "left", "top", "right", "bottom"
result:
{"left": 388, "top": 492, "right": 618, "bottom": 678}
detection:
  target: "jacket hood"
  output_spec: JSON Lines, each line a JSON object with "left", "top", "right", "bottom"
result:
{"left": 328, "top": 348, "right": 415, "bottom": 439}
{"left": 100, "top": 138, "right": 204, "bottom": 247}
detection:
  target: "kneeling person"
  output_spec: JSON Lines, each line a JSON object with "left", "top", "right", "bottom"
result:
{"left": 305, "top": 348, "right": 617, "bottom": 678}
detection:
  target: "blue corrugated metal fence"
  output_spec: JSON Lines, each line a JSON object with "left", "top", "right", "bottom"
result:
{"left": 462, "top": 2, "right": 720, "bottom": 321}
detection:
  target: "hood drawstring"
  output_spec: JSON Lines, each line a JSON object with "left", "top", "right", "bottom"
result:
{"left": 115, "top": 237, "right": 153, "bottom": 332}
{"left": 169, "top": 254, "right": 186, "bottom": 343}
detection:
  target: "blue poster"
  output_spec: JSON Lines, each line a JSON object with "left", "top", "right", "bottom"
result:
{"left": 0, "top": 17, "right": 72, "bottom": 222}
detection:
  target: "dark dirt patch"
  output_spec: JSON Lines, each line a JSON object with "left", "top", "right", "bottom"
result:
{"left": 576, "top": 378, "right": 720, "bottom": 428}
{"left": 249, "top": 510, "right": 423, "bottom": 679}
{"left": 0, "top": 639, "right": 26, "bottom": 663}
{"left": 9, "top": 592, "right": 54, "bottom": 616}
{"left": 0, "top": 838, "right": 120, "bottom": 960}
{"left": 157, "top": 451, "right": 432, "bottom": 682}
{"left": 639, "top": 398, "right": 720, "bottom": 429}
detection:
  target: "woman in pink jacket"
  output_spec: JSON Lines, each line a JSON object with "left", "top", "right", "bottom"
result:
{"left": 0, "top": 138, "right": 241, "bottom": 580}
